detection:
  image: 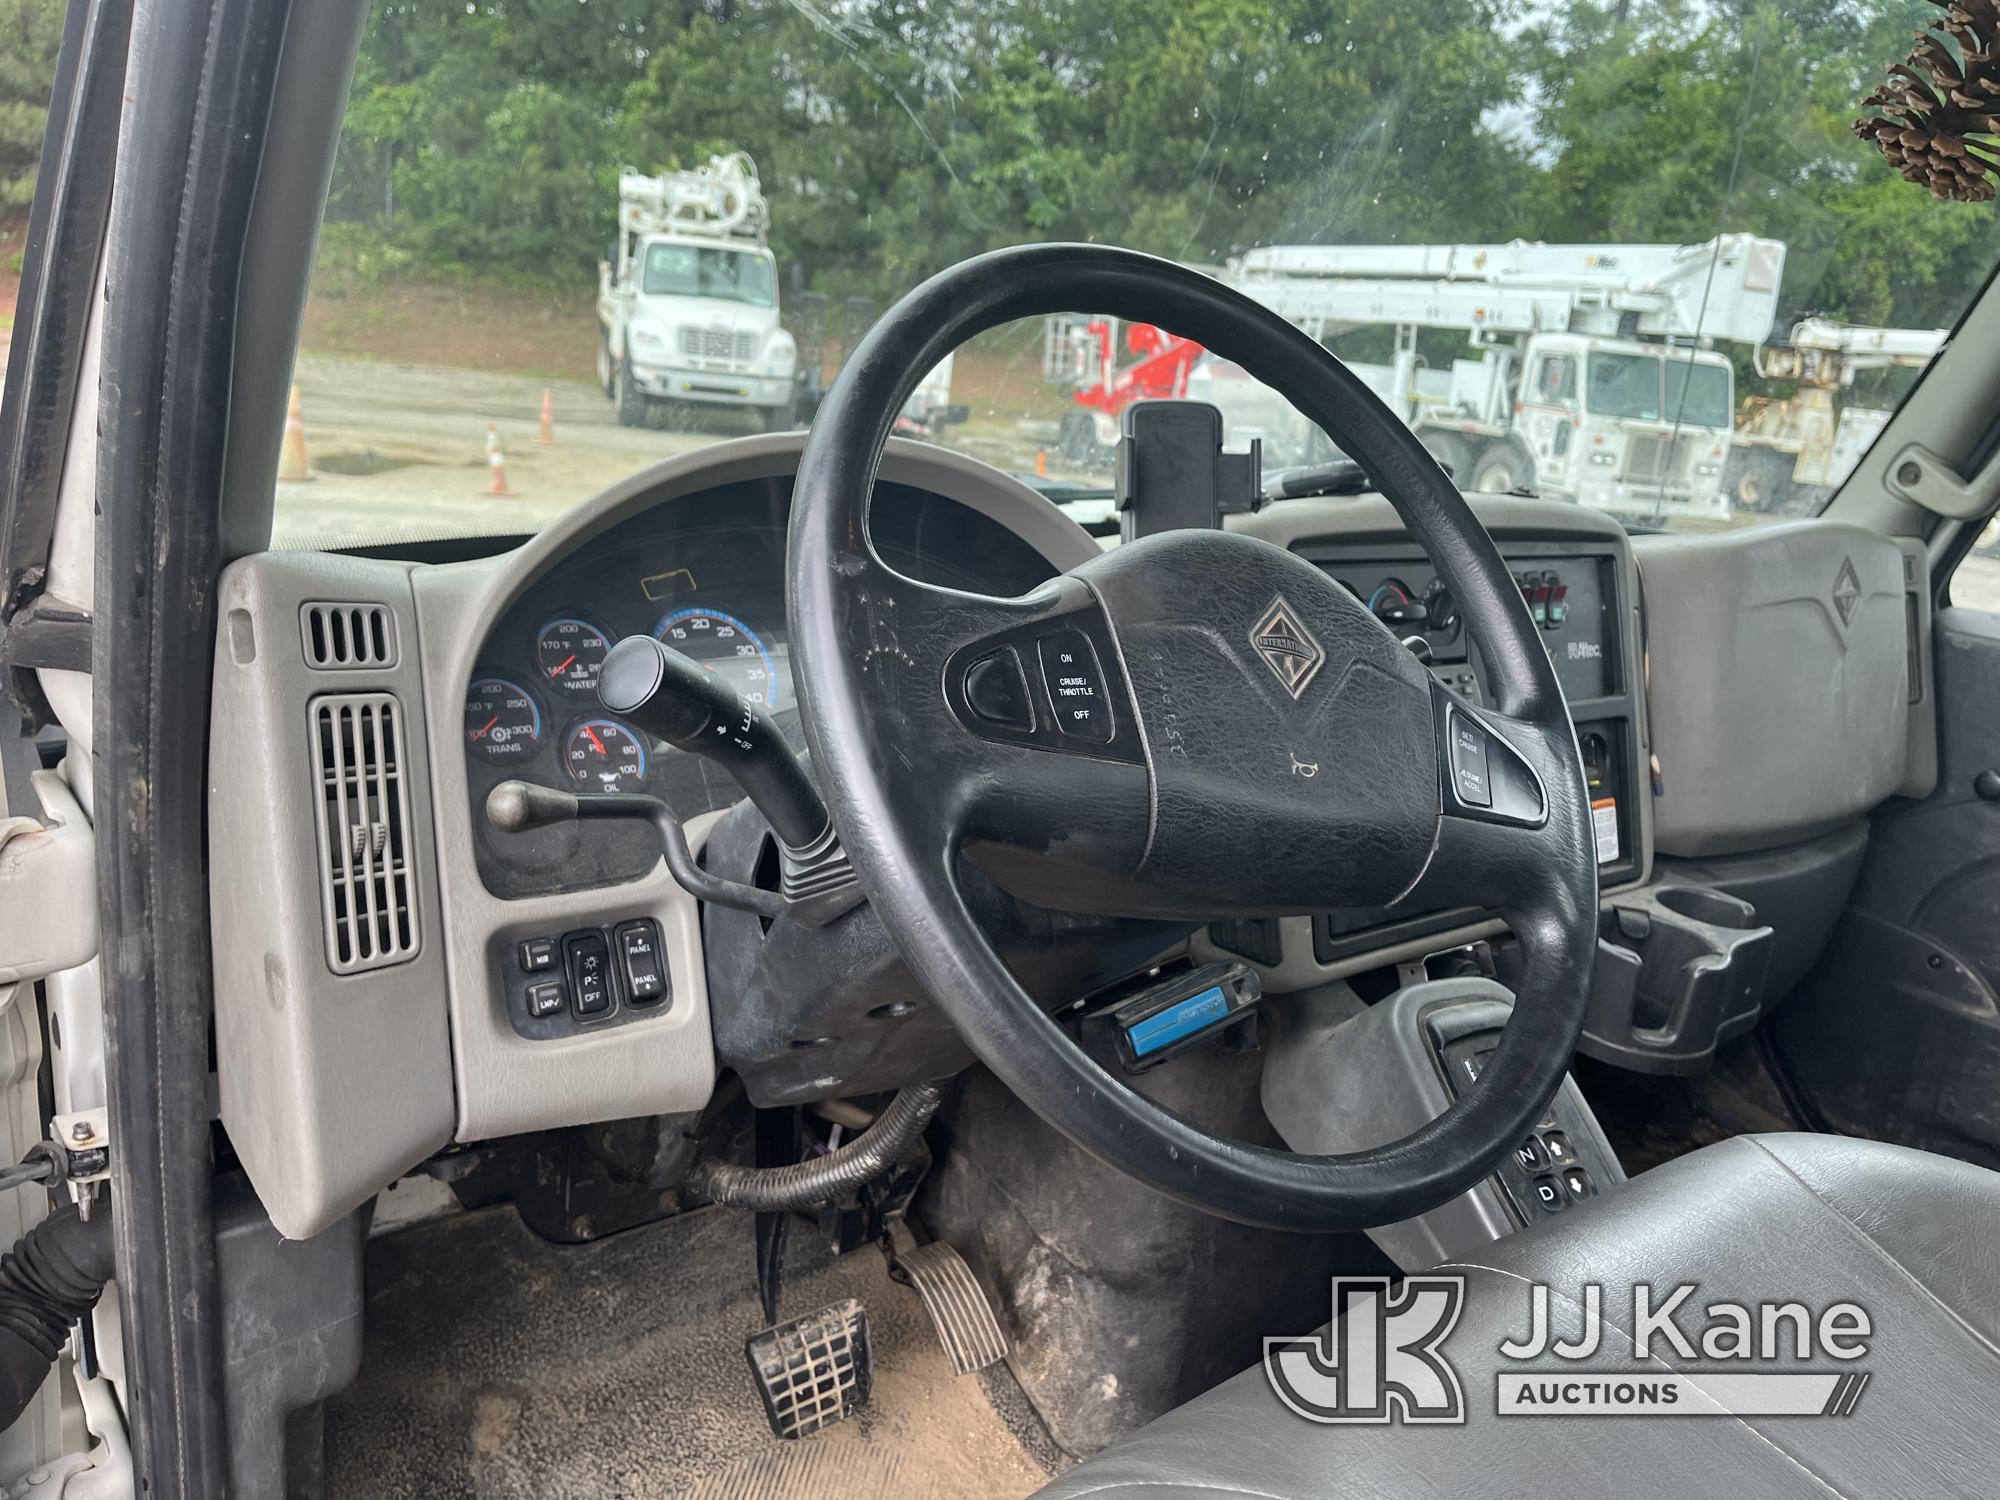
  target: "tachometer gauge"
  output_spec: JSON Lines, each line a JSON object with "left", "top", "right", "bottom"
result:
{"left": 563, "top": 718, "right": 648, "bottom": 793}
{"left": 464, "top": 677, "right": 542, "bottom": 762}
{"left": 537, "top": 617, "right": 613, "bottom": 696}
{"left": 653, "top": 608, "right": 781, "bottom": 710}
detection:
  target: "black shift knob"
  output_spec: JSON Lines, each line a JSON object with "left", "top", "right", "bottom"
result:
{"left": 598, "top": 635, "right": 827, "bottom": 849}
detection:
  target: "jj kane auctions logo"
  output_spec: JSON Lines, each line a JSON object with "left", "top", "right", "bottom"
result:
{"left": 1264, "top": 1277, "right": 1873, "bottom": 1423}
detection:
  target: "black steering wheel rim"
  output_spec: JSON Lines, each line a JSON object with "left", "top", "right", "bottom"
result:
{"left": 788, "top": 243, "right": 1597, "bottom": 1231}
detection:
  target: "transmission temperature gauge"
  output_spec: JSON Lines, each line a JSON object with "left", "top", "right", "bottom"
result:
{"left": 563, "top": 718, "right": 648, "bottom": 793}
{"left": 464, "top": 677, "right": 542, "bottom": 762}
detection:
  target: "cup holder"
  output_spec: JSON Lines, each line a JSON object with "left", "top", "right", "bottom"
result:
{"left": 1583, "top": 884, "right": 1773, "bottom": 1076}
{"left": 1654, "top": 885, "right": 1757, "bottom": 929}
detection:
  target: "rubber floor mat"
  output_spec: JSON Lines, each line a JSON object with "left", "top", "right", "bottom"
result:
{"left": 325, "top": 1201, "right": 1066, "bottom": 1499}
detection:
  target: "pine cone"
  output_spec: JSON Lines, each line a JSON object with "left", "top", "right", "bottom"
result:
{"left": 1855, "top": 0, "right": 2000, "bottom": 201}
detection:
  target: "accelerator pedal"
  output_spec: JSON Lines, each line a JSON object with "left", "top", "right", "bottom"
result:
{"left": 886, "top": 1226, "right": 1009, "bottom": 1375}
{"left": 744, "top": 1297, "right": 874, "bottom": 1439}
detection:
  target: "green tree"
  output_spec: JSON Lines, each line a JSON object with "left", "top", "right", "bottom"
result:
{"left": 0, "top": 0, "right": 64, "bottom": 213}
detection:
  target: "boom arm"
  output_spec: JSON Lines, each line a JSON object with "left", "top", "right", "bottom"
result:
{"left": 1754, "top": 317, "right": 1947, "bottom": 386}
{"left": 1229, "top": 234, "right": 1786, "bottom": 345}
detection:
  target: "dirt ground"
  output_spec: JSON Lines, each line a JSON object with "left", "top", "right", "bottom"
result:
{"left": 281, "top": 276, "right": 1102, "bottom": 549}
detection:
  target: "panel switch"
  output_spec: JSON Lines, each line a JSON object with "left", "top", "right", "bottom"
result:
{"left": 615, "top": 920, "right": 668, "bottom": 1005}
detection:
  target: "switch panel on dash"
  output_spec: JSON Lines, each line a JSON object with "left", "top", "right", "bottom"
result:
{"left": 504, "top": 917, "right": 670, "bottom": 1040}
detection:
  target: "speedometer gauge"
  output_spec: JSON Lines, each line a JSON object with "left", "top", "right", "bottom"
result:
{"left": 464, "top": 677, "right": 542, "bottom": 762}
{"left": 563, "top": 719, "right": 647, "bottom": 793}
{"left": 653, "top": 608, "right": 781, "bottom": 710}
{"left": 537, "top": 617, "right": 613, "bottom": 696}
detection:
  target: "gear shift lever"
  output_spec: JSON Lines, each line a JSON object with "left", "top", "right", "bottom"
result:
{"left": 597, "top": 634, "right": 828, "bottom": 850}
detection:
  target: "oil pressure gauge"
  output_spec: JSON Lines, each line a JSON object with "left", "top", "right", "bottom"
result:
{"left": 563, "top": 718, "right": 648, "bottom": 793}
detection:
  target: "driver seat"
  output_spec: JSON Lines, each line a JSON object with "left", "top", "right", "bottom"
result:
{"left": 1032, "top": 1133, "right": 2000, "bottom": 1497}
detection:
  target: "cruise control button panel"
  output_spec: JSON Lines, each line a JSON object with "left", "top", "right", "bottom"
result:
{"left": 1437, "top": 694, "right": 1547, "bottom": 826}
{"left": 1037, "top": 630, "right": 1113, "bottom": 742}
{"left": 963, "top": 649, "right": 1035, "bottom": 731}
{"left": 501, "top": 918, "right": 672, "bottom": 1039}
{"left": 944, "top": 608, "right": 1144, "bottom": 763}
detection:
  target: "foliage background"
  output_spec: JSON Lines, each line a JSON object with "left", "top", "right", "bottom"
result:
{"left": 6, "top": 0, "right": 1999, "bottom": 342}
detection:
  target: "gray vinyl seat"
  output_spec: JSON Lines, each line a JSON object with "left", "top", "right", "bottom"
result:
{"left": 1033, "top": 1133, "right": 2000, "bottom": 1498}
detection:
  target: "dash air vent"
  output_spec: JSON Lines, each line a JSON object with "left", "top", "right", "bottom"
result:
{"left": 301, "top": 602, "right": 397, "bottom": 669}
{"left": 310, "top": 694, "right": 420, "bottom": 974}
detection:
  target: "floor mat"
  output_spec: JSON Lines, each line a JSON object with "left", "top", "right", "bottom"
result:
{"left": 326, "top": 1202, "right": 1067, "bottom": 1499}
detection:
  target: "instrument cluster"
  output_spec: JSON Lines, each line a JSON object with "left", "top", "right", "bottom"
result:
{"left": 463, "top": 472, "right": 1063, "bottom": 900}
{"left": 464, "top": 606, "right": 789, "bottom": 796}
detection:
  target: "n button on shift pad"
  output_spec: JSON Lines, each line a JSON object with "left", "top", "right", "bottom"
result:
{"left": 1038, "top": 630, "right": 1114, "bottom": 743}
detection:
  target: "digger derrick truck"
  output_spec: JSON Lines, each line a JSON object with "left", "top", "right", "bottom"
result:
{"left": 596, "top": 152, "right": 798, "bottom": 429}
{"left": 1049, "top": 236, "right": 1787, "bottom": 523}
{"left": 1728, "top": 318, "right": 1948, "bottom": 514}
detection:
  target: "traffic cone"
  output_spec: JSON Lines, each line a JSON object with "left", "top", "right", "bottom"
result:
{"left": 487, "top": 423, "right": 511, "bottom": 496}
{"left": 1036, "top": 448, "right": 1048, "bottom": 477}
{"left": 278, "top": 384, "right": 313, "bottom": 483}
{"left": 536, "top": 387, "right": 555, "bottom": 446}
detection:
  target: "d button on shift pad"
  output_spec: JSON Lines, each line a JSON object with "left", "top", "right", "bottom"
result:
{"left": 1038, "top": 630, "right": 1114, "bottom": 743}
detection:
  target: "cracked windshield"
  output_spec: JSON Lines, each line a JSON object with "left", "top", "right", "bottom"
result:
{"left": 280, "top": 0, "right": 1999, "bottom": 595}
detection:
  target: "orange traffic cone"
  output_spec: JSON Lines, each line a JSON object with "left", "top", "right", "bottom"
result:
{"left": 279, "top": 384, "right": 313, "bottom": 483}
{"left": 486, "top": 423, "right": 511, "bottom": 496}
{"left": 1035, "top": 448, "right": 1048, "bottom": 477}
{"left": 536, "top": 387, "right": 555, "bottom": 446}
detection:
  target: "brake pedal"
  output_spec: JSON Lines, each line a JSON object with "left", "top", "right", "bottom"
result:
{"left": 744, "top": 1298, "right": 874, "bottom": 1439}
{"left": 886, "top": 1229, "right": 1009, "bottom": 1375}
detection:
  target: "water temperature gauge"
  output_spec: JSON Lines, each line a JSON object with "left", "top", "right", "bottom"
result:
{"left": 562, "top": 718, "right": 648, "bottom": 793}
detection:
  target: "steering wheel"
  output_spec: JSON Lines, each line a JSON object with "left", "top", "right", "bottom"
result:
{"left": 787, "top": 245, "right": 1597, "bottom": 1231}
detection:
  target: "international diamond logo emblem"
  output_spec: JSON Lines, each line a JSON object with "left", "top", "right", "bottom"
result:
{"left": 1832, "top": 558, "right": 1861, "bottom": 628}
{"left": 1249, "top": 595, "right": 1326, "bottom": 700}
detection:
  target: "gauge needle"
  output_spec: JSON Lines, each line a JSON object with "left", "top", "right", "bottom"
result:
{"left": 584, "top": 726, "right": 606, "bottom": 755}
{"left": 549, "top": 654, "right": 576, "bottom": 678}
{"left": 472, "top": 716, "right": 499, "bottom": 740}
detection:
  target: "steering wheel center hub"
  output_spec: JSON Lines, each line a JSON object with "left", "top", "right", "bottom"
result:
{"left": 1076, "top": 528, "right": 1440, "bottom": 913}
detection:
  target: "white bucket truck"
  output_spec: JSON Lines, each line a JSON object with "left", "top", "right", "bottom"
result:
{"left": 596, "top": 152, "right": 797, "bottom": 429}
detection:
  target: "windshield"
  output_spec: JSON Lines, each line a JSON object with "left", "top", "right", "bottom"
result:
{"left": 1583, "top": 354, "right": 1733, "bottom": 431}
{"left": 641, "top": 245, "right": 774, "bottom": 306}
{"left": 273, "top": 0, "right": 1998, "bottom": 549}
{"left": 1586, "top": 354, "right": 1668, "bottom": 424}
{"left": 1662, "top": 361, "right": 1733, "bottom": 433}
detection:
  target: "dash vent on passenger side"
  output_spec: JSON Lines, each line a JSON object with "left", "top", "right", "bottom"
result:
{"left": 301, "top": 601, "right": 397, "bottom": 669}
{"left": 310, "top": 694, "right": 420, "bottom": 974}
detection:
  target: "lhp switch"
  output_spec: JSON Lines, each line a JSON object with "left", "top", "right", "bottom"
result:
{"left": 1037, "top": 629, "right": 1113, "bottom": 742}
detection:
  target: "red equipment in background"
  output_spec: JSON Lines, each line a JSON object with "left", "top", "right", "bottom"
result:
{"left": 1047, "top": 317, "right": 1205, "bottom": 461}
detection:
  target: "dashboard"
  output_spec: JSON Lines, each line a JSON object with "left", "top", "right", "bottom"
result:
{"left": 204, "top": 434, "right": 1654, "bottom": 1242}
{"left": 461, "top": 475, "right": 1062, "bottom": 898}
